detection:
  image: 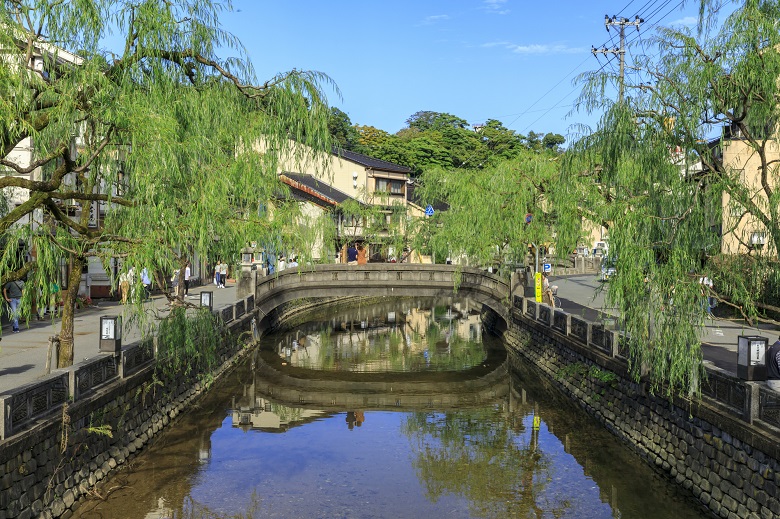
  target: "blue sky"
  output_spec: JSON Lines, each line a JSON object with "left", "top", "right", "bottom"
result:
{"left": 222, "top": 1, "right": 724, "bottom": 144}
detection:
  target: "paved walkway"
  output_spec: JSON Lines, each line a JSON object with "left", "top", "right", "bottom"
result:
{"left": 1, "top": 272, "right": 777, "bottom": 395}
{"left": 0, "top": 283, "right": 238, "bottom": 394}
{"left": 550, "top": 274, "right": 779, "bottom": 374}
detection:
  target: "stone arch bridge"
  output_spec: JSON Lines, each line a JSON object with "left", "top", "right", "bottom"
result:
{"left": 249, "top": 264, "right": 514, "bottom": 334}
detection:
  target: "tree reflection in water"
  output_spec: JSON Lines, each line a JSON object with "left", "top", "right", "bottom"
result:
{"left": 403, "top": 408, "right": 571, "bottom": 518}
{"left": 70, "top": 298, "right": 712, "bottom": 519}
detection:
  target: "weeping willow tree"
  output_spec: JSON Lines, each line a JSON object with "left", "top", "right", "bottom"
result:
{"left": 413, "top": 147, "right": 565, "bottom": 272}
{"left": 559, "top": 0, "right": 780, "bottom": 396}
{"left": 0, "top": 0, "right": 334, "bottom": 366}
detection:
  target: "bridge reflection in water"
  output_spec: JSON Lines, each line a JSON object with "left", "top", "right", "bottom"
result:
{"left": 268, "top": 297, "right": 486, "bottom": 373}
{"left": 71, "top": 297, "right": 710, "bottom": 519}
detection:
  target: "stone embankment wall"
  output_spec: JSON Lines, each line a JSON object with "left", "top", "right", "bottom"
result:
{"left": 491, "top": 307, "right": 780, "bottom": 519}
{"left": 0, "top": 312, "right": 254, "bottom": 519}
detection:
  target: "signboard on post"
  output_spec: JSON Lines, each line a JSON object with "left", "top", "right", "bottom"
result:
{"left": 543, "top": 263, "right": 551, "bottom": 273}
{"left": 534, "top": 272, "right": 542, "bottom": 303}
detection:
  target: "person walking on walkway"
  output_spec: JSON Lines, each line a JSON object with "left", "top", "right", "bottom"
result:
{"left": 3, "top": 279, "right": 25, "bottom": 333}
{"left": 184, "top": 262, "right": 191, "bottom": 296}
{"left": 218, "top": 260, "right": 227, "bottom": 288}
{"left": 542, "top": 272, "right": 555, "bottom": 309}
{"left": 767, "top": 339, "right": 780, "bottom": 392}
{"left": 119, "top": 271, "right": 129, "bottom": 304}
{"left": 141, "top": 268, "right": 152, "bottom": 301}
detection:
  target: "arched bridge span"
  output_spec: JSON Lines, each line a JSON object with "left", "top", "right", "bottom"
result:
{"left": 253, "top": 264, "right": 511, "bottom": 330}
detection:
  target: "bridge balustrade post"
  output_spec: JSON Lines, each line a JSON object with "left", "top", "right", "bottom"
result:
{"left": 237, "top": 247, "right": 256, "bottom": 300}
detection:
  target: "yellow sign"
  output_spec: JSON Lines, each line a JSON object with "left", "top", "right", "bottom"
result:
{"left": 535, "top": 272, "right": 542, "bottom": 302}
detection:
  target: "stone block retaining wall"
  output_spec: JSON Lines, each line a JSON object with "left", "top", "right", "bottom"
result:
{"left": 0, "top": 309, "right": 255, "bottom": 519}
{"left": 493, "top": 306, "right": 780, "bottom": 519}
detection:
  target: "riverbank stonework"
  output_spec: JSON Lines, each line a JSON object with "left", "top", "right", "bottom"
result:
{"left": 0, "top": 312, "right": 254, "bottom": 519}
{"left": 491, "top": 306, "right": 780, "bottom": 519}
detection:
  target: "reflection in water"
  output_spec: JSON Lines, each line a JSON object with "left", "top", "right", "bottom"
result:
{"left": 271, "top": 297, "right": 485, "bottom": 372}
{"left": 72, "top": 298, "right": 710, "bottom": 519}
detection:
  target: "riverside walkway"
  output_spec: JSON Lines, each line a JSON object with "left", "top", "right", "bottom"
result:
{"left": 0, "top": 272, "right": 776, "bottom": 395}
{"left": 0, "top": 283, "right": 239, "bottom": 394}
{"left": 551, "top": 274, "right": 778, "bottom": 373}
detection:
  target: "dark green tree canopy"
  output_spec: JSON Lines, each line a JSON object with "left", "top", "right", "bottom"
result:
{"left": 406, "top": 111, "right": 469, "bottom": 132}
{"left": 327, "top": 107, "right": 360, "bottom": 151}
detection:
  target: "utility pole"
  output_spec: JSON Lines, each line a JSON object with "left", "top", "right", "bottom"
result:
{"left": 592, "top": 15, "right": 642, "bottom": 102}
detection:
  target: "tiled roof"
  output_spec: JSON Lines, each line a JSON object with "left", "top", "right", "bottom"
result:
{"left": 333, "top": 148, "right": 413, "bottom": 174}
{"left": 279, "top": 172, "right": 360, "bottom": 207}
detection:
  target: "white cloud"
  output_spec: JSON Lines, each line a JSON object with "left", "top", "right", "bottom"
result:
{"left": 669, "top": 16, "right": 697, "bottom": 27}
{"left": 483, "top": 0, "right": 510, "bottom": 15}
{"left": 510, "top": 43, "right": 584, "bottom": 54}
{"left": 421, "top": 14, "right": 450, "bottom": 25}
{"left": 483, "top": 41, "right": 585, "bottom": 55}
{"left": 481, "top": 41, "right": 511, "bottom": 48}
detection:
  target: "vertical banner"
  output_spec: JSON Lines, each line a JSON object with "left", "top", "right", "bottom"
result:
{"left": 535, "top": 272, "right": 542, "bottom": 303}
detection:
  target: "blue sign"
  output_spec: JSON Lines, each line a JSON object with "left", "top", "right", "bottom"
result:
{"left": 543, "top": 263, "right": 552, "bottom": 273}
{"left": 425, "top": 205, "right": 435, "bottom": 217}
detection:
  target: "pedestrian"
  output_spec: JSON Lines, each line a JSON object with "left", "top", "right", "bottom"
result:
{"left": 767, "top": 338, "right": 780, "bottom": 392}
{"left": 278, "top": 256, "right": 287, "bottom": 272}
{"left": 184, "top": 262, "right": 191, "bottom": 296}
{"left": 699, "top": 275, "right": 715, "bottom": 317}
{"left": 541, "top": 272, "right": 553, "bottom": 307}
{"left": 288, "top": 256, "right": 298, "bottom": 268}
{"left": 3, "top": 278, "right": 25, "bottom": 333}
{"left": 357, "top": 244, "right": 367, "bottom": 265}
{"left": 127, "top": 267, "right": 136, "bottom": 300}
{"left": 119, "top": 271, "right": 129, "bottom": 304}
{"left": 347, "top": 244, "right": 358, "bottom": 265}
{"left": 48, "top": 281, "right": 60, "bottom": 317}
{"left": 141, "top": 268, "right": 151, "bottom": 301}
{"left": 218, "top": 260, "right": 227, "bottom": 288}
{"left": 171, "top": 268, "right": 179, "bottom": 295}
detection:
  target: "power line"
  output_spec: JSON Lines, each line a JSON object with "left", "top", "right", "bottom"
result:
{"left": 476, "top": 1, "right": 694, "bottom": 144}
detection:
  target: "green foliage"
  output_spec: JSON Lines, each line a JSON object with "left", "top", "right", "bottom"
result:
{"left": 0, "top": 0, "right": 334, "bottom": 362}
{"left": 327, "top": 107, "right": 360, "bottom": 151}
{"left": 406, "top": 111, "right": 469, "bottom": 131}
{"left": 413, "top": 147, "right": 564, "bottom": 269}
{"left": 555, "top": 362, "right": 618, "bottom": 401}
{"left": 554, "top": 0, "right": 780, "bottom": 396}
{"left": 353, "top": 112, "right": 563, "bottom": 176}
{"left": 155, "top": 307, "right": 224, "bottom": 380}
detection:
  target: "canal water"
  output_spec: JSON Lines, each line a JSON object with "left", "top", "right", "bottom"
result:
{"left": 72, "top": 297, "right": 711, "bottom": 519}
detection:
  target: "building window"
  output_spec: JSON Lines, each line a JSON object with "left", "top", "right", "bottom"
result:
{"left": 375, "top": 178, "right": 404, "bottom": 195}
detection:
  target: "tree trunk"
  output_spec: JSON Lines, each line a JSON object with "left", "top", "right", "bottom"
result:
{"left": 58, "top": 256, "right": 85, "bottom": 368}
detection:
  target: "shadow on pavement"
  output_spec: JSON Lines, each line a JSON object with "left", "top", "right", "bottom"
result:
{"left": 0, "top": 364, "right": 36, "bottom": 377}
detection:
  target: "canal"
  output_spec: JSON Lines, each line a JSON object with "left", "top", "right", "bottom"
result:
{"left": 71, "top": 297, "right": 711, "bottom": 519}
